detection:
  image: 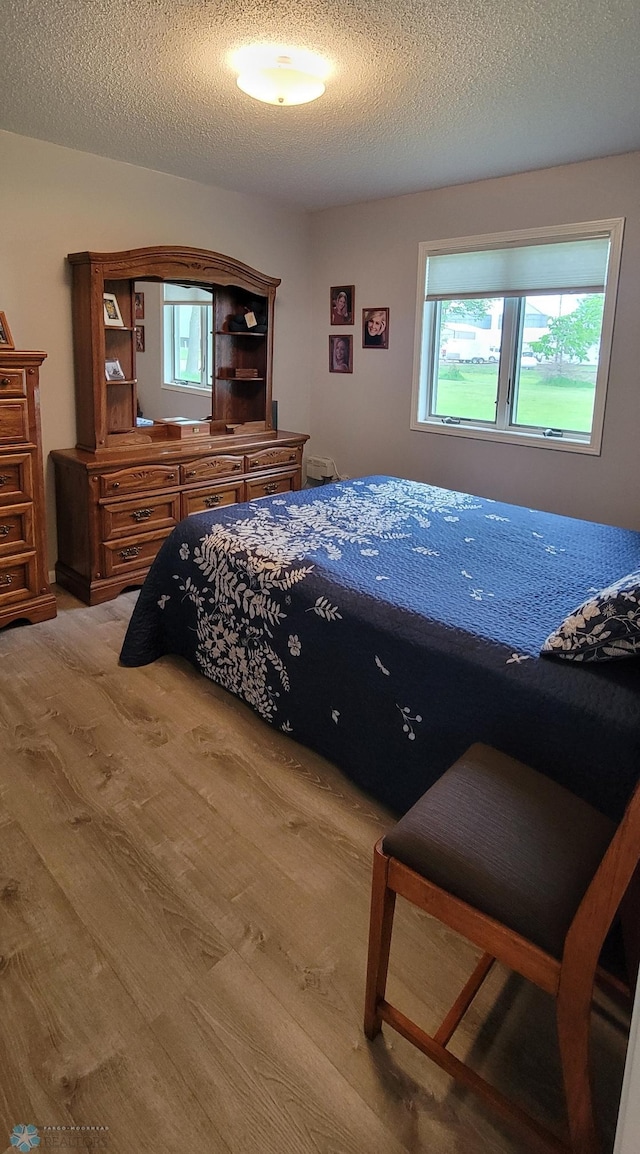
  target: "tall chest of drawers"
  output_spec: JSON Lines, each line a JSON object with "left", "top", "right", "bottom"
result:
{"left": 0, "top": 350, "right": 57, "bottom": 629}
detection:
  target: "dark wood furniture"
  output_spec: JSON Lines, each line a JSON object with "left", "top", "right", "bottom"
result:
{"left": 0, "top": 347, "right": 57, "bottom": 629}
{"left": 52, "top": 246, "right": 308, "bottom": 605}
{"left": 365, "top": 743, "right": 638, "bottom": 1154}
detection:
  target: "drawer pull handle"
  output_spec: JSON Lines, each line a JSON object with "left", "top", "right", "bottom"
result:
{"left": 0, "top": 525, "right": 10, "bottom": 537}
{"left": 131, "top": 507, "right": 152, "bottom": 522}
{"left": 186, "top": 469, "right": 197, "bottom": 478}
{"left": 111, "top": 481, "right": 120, "bottom": 489}
{"left": 0, "top": 378, "right": 11, "bottom": 387}
{"left": 0, "top": 574, "right": 13, "bottom": 586}
{"left": 0, "top": 476, "right": 9, "bottom": 487}
{"left": 263, "top": 483, "right": 278, "bottom": 495}
{"left": 204, "top": 495, "right": 221, "bottom": 507}
{"left": 167, "top": 472, "right": 176, "bottom": 480}
{"left": 119, "top": 546, "right": 141, "bottom": 561}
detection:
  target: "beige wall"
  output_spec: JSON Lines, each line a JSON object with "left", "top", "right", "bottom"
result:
{"left": 309, "top": 152, "right": 640, "bottom": 529}
{"left": 0, "top": 130, "right": 312, "bottom": 566}
{"left": 4, "top": 132, "right": 640, "bottom": 574}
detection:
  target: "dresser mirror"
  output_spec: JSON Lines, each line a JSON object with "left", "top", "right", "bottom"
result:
{"left": 67, "top": 246, "right": 279, "bottom": 453}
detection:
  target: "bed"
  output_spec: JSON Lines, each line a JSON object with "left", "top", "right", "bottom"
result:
{"left": 120, "top": 476, "right": 640, "bottom": 820}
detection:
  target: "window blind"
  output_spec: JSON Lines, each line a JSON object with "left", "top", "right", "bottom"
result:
{"left": 425, "top": 235, "right": 611, "bottom": 301}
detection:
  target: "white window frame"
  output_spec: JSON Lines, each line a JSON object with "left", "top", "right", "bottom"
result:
{"left": 410, "top": 219, "right": 625, "bottom": 455}
{"left": 163, "top": 295, "right": 213, "bottom": 398}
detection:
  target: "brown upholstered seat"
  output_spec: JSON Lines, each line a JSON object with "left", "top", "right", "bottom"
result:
{"left": 383, "top": 744, "right": 616, "bottom": 959}
{"left": 365, "top": 742, "right": 639, "bottom": 1154}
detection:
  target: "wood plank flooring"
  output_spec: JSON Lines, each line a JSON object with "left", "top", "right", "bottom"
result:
{"left": 0, "top": 588, "right": 630, "bottom": 1154}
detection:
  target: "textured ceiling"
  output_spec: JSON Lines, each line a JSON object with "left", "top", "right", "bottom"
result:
{"left": 2, "top": 0, "right": 640, "bottom": 210}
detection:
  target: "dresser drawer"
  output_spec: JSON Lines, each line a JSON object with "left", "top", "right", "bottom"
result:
{"left": 245, "top": 446, "right": 302, "bottom": 472}
{"left": 245, "top": 471, "right": 297, "bottom": 501}
{"left": 0, "top": 552, "right": 37, "bottom": 605}
{"left": 99, "top": 463, "right": 179, "bottom": 498}
{"left": 102, "top": 529, "right": 173, "bottom": 579}
{"left": 0, "top": 369, "right": 27, "bottom": 398}
{"left": 0, "top": 401, "right": 29, "bottom": 444}
{"left": 180, "top": 454, "right": 244, "bottom": 485}
{"left": 182, "top": 480, "right": 243, "bottom": 518}
{"left": 101, "top": 492, "right": 181, "bottom": 540}
{"left": 0, "top": 503, "right": 33, "bottom": 556}
{"left": 0, "top": 452, "right": 33, "bottom": 505}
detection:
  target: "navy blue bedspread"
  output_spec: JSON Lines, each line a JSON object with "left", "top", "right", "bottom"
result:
{"left": 120, "top": 476, "right": 640, "bottom": 819}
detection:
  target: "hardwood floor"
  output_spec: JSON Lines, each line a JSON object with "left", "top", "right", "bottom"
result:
{"left": 0, "top": 588, "right": 630, "bottom": 1153}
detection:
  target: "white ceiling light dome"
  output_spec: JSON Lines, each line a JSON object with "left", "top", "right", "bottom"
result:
{"left": 232, "top": 45, "right": 331, "bottom": 106}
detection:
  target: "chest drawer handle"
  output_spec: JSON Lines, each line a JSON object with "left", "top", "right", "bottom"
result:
{"left": 167, "top": 472, "right": 176, "bottom": 480}
{"left": 186, "top": 469, "right": 197, "bottom": 478}
{"left": 204, "top": 495, "right": 221, "bottom": 507}
{"left": 131, "top": 507, "right": 152, "bottom": 522}
{"left": 0, "top": 475, "right": 9, "bottom": 487}
{"left": 263, "top": 482, "right": 278, "bottom": 495}
{"left": 0, "top": 525, "right": 10, "bottom": 537}
{"left": 110, "top": 481, "right": 120, "bottom": 490}
{"left": 0, "top": 378, "right": 12, "bottom": 387}
{"left": 119, "top": 545, "right": 141, "bottom": 561}
{"left": 0, "top": 573, "right": 13, "bottom": 586}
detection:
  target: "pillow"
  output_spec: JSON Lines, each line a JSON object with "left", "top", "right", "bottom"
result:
{"left": 541, "top": 571, "right": 640, "bottom": 662}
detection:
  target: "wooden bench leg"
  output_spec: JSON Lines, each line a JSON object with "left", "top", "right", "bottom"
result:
{"left": 364, "top": 841, "right": 396, "bottom": 1040}
{"left": 556, "top": 973, "right": 600, "bottom": 1154}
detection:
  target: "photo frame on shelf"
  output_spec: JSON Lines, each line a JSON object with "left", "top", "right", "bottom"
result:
{"left": 135, "top": 326, "right": 145, "bottom": 353}
{"left": 329, "top": 334, "right": 353, "bottom": 373}
{"left": 0, "top": 312, "right": 15, "bottom": 349}
{"left": 134, "top": 291, "right": 145, "bottom": 321}
{"left": 362, "top": 307, "right": 389, "bottom": 349}
{"left": 330, "top": 285, "right": 354, "bottom": 326}
{"left": 103, "top": 293, "right": 125, "bottom": 328}
{"left": 105, "top": 359, "right": 126, "bottom": 381}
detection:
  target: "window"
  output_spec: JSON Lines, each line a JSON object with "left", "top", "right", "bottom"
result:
{"left": 163, "top": 284, "right": 213, "bottom": 393}
{"left": 411, "top": 220, "right": 624, "bottom": 453}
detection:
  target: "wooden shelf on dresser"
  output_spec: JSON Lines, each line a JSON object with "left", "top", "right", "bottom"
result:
{"left": 0, "top": 349, "right": 57, "bottom": 629}
{"left": 51, "top": 429, "right": 308, "bottom": 605}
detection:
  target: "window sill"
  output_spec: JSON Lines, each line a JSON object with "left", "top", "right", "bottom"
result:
{"left": 162, "top": 382, "right": 210, "bottom": 398}
{"left": 410, "top": 419, "right": 601, "bottom": 455}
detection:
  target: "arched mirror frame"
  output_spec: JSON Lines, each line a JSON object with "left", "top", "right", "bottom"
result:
{"left": 68, "top": 245, "right": 280, "bottom": 452}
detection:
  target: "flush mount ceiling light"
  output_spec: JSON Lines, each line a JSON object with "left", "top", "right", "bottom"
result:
{"left": 232, "top": 45, "right": 330, "bottom": 106}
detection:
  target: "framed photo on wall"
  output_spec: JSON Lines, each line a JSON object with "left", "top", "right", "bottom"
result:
{"left": 329, "top": 334, "right": 353, "bottom": 373}
{"left": 330, "top": 285, "right": 354, "bottom": 326}
{"left": 0, "top": 311, "right": 15, "bottom": 349}
{"left": 135, "top": 326, "right": 145, "bottom": 353}
{"left": 134, "top": 292, "right": 145, "bottom": 321}
{"left": 362, "top": 308, "right": 389, "bottom": 349}
{"left": 103, "top": 293, "right": 124, "bottom": 328}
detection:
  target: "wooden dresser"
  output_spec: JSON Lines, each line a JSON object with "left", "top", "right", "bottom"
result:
{"left": 52, "top": 244, "right": 309, "bottom": 606}
{"left": 52, "top": 429, "right": 307, "bottom": 606}
{"left": 0, "top": 349, "right": 57, "bottom": 629}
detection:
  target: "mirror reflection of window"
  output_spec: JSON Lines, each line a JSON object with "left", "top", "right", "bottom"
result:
{"left": 162, "top": 284, "right": 213, "bottom": 391}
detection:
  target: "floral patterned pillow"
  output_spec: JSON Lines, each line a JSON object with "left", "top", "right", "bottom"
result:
{"left": 541, "top": 571, "right": 640, "bottom": 661}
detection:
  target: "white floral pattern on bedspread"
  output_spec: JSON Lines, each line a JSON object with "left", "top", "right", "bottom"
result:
{"left": 170, "top": 480, "right": 480, "bottom": 722}
{"left": 121, "top": 476, "right": 640, "bottom": 820}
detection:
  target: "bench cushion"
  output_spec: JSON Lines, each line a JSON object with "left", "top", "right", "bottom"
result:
{"left": 383, "top": 743, "right": 616, "bottom": 958}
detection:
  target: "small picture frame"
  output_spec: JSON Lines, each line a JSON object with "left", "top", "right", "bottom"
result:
{"left": 134, "top": 292, "right": 145, "bottom": 321}
{"left": 135, "top": 326, "right": 145, "bottom": 353}
{"left": 362, "top": 307, "right": 389, "bottom": 349}
{"left": 0, "top": 311, "right": 15, "bottom": 349}
{"left": 105, "top": 359, "right": 126, "bottom": 381}
{"left": 330, "top": 285, "right": 354, "bottom": 326}
{"left": 103, "top": 293, "right": 124, "bottom": 328}
{"left": 329, "top": 334, "right": 353, "bottom": 374}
